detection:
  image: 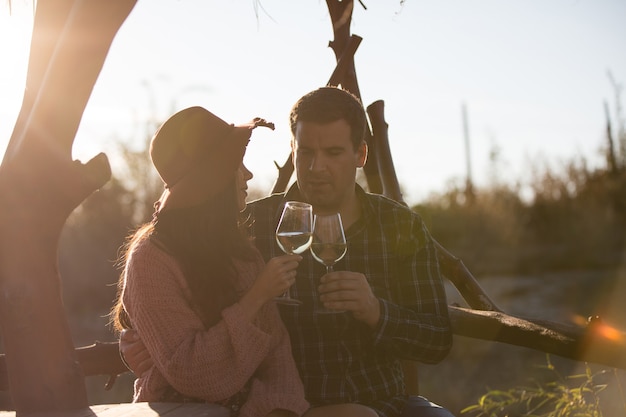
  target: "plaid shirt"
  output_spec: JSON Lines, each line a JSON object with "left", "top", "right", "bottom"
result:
{"left": 246, "top": 184, "right": 452, "bottom": 417}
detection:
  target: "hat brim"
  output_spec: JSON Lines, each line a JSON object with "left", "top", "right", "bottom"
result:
{"left": 155, "top": 115, "right": 274, "bottom": 213}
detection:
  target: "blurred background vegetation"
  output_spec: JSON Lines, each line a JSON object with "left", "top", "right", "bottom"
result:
{"left": 1, "top": 88, "right": 625, "bottom": 414}
{"left": 418, "top": 143, "right": 626, "bottom": 277}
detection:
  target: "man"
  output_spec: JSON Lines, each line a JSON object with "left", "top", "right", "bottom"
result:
{"left": 247, "top": 86, "right": 453, "bottom": 417}
{"left": 121, "top": 87, "right": 454, "bottom": 417}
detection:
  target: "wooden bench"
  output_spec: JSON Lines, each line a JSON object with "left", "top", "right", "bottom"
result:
{"left": 0, "top": 403, "right": 229, "bottom": 417}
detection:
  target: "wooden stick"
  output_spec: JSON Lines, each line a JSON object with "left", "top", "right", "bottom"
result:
{"left": 366, "top": 100, "right": 402, "bottom": 202}
{"left": 271, "top": 155, "right": 294, "bottom": 195}
{"left": 327, "top": 35, "right": 362, "bottom": 89}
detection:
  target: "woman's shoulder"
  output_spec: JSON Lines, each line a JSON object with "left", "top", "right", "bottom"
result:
{"left": 127, "top": 237, "right": 180, "bottom": 278}
{"left": 129, "top": 235, "right": 168, "bottom": 259}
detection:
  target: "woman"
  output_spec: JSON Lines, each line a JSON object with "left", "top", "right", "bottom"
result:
{"left": 110, "top": 106, "right": 309, "bottom": 417}
{"left": 111, "top": 106, "right": 378, "bottom": 417}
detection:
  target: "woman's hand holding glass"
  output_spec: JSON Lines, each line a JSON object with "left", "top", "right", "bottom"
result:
{"left": 239, "top": 254, "right": 303, "bottom": 320}
{"left": 254, "top": 254, "right": 303, "bottom": 302}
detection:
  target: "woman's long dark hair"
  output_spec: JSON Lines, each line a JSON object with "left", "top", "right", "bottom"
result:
{"left": 111, "top": 182, "right": 255, "bottom": 331}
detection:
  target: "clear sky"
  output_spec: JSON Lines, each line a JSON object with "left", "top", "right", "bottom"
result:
{"left": 1, "top": 0, "right": 625, "bottom": 205}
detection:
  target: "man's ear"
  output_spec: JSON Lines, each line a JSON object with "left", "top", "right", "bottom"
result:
{"left": 357, "top": 141, "right": 368, "bottom": 168}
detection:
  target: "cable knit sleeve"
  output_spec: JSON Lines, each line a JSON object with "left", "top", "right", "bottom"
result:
{"left": 240, "top": 300, "right": 309, "bottom": 417}
{"left": 123, "top": 239, "right": 273, "bottom": 402}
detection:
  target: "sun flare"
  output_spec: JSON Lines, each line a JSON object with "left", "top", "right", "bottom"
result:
{"left": 0, "top": 6, "right": 34, "bottom": 155}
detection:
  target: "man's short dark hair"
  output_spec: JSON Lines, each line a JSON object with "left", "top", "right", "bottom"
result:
{"left": 289, "top": 86, "right": 367, "bottom": 149}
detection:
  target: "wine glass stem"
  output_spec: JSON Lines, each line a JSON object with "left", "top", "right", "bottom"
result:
{"left": 283, "top": 250, "right": 294, "bottom": 298}
{"left": 326, "top": 265, "right": 333, "bottom": 274}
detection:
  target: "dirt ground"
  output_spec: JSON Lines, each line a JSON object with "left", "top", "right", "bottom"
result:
{"left": 418, "top": 267, "right": 626, "bottom": 416}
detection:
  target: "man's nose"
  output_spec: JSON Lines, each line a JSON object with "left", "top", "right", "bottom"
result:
{"left": 308, "top": 154, "right": 325, "bottom": 171}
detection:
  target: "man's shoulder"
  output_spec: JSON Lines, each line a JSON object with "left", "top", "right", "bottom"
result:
{"left": 246, "top": 194, "right": 284, "bottom": 255}
{"left": 247, "top": 193, "right": 284, "bottom": 236}
{"left": 362, "top": 193, "right": 433, "bottom": 251}
{"left": 362, "top": 191, "right": 419, "bottom": 218}
{"left": 363, "top": 191, "right": 403, "bottom": 207}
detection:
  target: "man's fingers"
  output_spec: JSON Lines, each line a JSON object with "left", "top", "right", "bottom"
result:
{"left": 120, "top": 328, "right": 139, "bottom": 342}
{"left": 135, "top": 360, "right": 152, "bottom": 377}
{"left": 124, "top": 340, "right": 145, "bottom": 356}
{"left": 322, "top": 300, "right": 353, "bottom": 311}
{"left": 319, "top": 278, "right": 360, "bottom": 294}
{"left": 320, "top": 290, "right": 357, "bottom": 303}
{"left": 135, "top": 347, "right": 151, "bottom": 361}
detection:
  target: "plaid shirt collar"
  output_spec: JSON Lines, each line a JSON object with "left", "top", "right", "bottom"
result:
{"left": 277, "top": 183, "right": 375, "bottom": 235}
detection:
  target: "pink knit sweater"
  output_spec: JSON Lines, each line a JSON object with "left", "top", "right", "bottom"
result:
{"left": 122, "top": 238, "right": 309, "bottom": 417}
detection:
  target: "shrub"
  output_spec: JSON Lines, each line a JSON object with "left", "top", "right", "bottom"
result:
{"left": 461, "top": 356, "right": 624, "bottom": 417}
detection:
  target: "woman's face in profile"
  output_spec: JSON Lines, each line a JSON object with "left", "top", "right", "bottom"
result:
{"left": 235, "top": 162, "right": 253, "bottom": 211}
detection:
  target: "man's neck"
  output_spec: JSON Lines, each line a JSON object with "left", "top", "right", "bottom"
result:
{"left": 314, "top": 188, "right": 362, "bottom": 231}
{"left": 339, "top": 197, "right": 361, "bottom": 231}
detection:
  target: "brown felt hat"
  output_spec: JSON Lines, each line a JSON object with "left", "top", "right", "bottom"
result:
{"left": 150, "top": 106, "right": 274, "bottom": 213}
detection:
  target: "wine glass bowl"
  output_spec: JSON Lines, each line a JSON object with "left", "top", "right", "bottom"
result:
{"left": 274, "top": 201, "right": 313, "bottom": 305}
{"left": 276, "top": 230, "right": 313, "bottom": 255}
{"left": 310, "top": 213, "right": 347, "bottom": 313}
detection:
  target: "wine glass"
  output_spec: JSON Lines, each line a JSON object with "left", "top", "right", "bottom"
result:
{"left": 275, "top": 201, "right": 313, "bottom": 305}
{"left": 310, "top": 213, "right": 347, "bottom": 313}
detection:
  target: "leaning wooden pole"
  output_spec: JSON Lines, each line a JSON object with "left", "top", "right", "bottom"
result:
{"left": 325, "top": 0, "right": 360, "bottom": 98}
{"left": 604, "top": 100, "right": 619, "bottom": 176}
{"left": 324, "top": 0, "right": 383, "bottom": 195}
{"left": 366, "top": 100, "right": 403, "bottom": 203}
{"left": 0, "top": 0, "right": 136, "bottom": 412}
